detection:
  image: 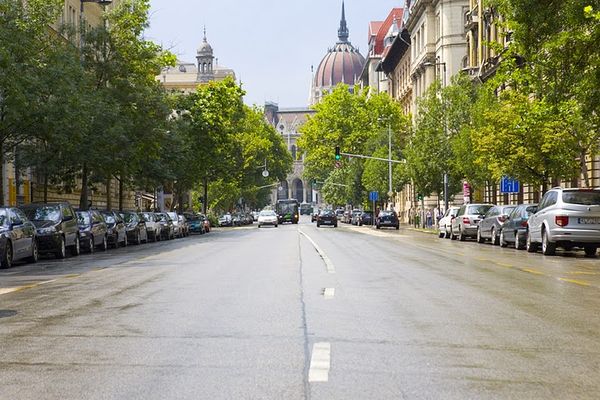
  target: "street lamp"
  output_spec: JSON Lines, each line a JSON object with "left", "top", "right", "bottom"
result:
{"left": 422, "top": 60, "right": 449, "bottom": 212}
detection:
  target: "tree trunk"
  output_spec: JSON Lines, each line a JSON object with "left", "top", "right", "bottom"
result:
{"left": 43, "top": 173, "right": 48, "bottom": 203}
{"left": 580, "top": 151, "right": 590, "bottom": 188}
{"left": 118, "top": 176, "right": 124, "bottom": 211}
{"left": 203, "top": 176, "right": 208, "bottom": 214}
{"left": 106, "top": 177, "right": 112, "bottom": 210}
{"left": 0, "top": 141, "right": 4, "bottom": 206}
{"left": 79, "top": 163, "right": 89, "bottom": 210}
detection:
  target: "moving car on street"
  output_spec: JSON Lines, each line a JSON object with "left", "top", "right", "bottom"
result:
{"left": 499, "top": 204, "right": 538, "bottom": 249}
{"left": 76, "top": 209, "right": 108, "bottom": 253}
{"left": 438, "top": 206, "right": 460, "bottom": 238}
{"left": 0, "top": 207, "right": 38, "bottom": 268}
{"left": 450, "top": 204, "right": 494, "bottom": 241}
{"left": 526, "top": 188, "right": 600, "bottom": 256}
{"left": 276, "top": 199, "right": 299, "bottom": 224}
{"left": 257, "top": 210, "right": 278, "bottom": 228}
{"left": 477, "top": 205, "right": 516, "bottom": 245}
{"left": 376, "top": 210, "right": 399, "bottom": 230}
{"left": 20, "top": 202, "right": 80, "bottom": 259}
{"left": 317, "top": 209, "right": 337, "bottom": 228}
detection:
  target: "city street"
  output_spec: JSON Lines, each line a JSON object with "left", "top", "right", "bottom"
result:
{"left": 1, "top": 217, "right": 600, "bottom": 399}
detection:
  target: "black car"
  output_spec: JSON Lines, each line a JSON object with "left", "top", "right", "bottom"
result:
{"left": 357, "top": 211, "right": 373, "bottom": 226}
{"left": 0, "top": 207, "right": 38, "bottom": 268}
{"left": 120, "top": 211, "right": 148, "bottom": 245}
{"left": 20, "top": 202, "right": 80, "bottom": 258}
{"left": 100, "top": 210, "right": 128, "bottom": 248}
{"left": 376, "top": 210, "right": 399, "bottom": 230}
{"left": 76, "top": 210, "right": 109, "bottom": 253}
{"left": 156, "top": 212, "right": 175, "bottom": 240}
{"left": 317, "top": 210, "right": 338, "bottom": 228}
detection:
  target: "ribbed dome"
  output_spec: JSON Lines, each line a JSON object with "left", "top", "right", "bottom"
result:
{"left": 197, "top": 27, "right": 213, "bottom": 55}
{"left": 314, "top": 42, "right": 365, "bottom": 88}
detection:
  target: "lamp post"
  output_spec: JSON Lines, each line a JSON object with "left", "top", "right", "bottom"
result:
{"left": 423, "top": 60, "right": 448, "bottom": 212}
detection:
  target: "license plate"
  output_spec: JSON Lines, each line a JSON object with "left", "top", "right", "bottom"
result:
{"left": 578, "top": 217, "right": 600, "bottom": 224}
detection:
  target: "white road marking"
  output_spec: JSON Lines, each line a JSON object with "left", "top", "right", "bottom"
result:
{"left": 323, "top": 288, "right": 335, "bottom": 299}
{"left": 0, "top": 288, "right": 20, "bottom": 295}
{"left": 299, "top": 230, "right": 335, "bottom": 273}
{"left": 308, "top": 342, "right": 331, "bottom": 382}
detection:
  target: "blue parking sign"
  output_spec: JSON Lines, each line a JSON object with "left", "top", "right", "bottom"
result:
{"left": 500, "top": 177, "right": 520, "bottom": 193}
{"left": 369, "top": 191, "right": 379, "bottom": 201}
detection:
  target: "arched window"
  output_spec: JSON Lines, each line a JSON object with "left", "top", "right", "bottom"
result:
{"left": 208, "top": 63, "right": 212, "bottom": 72}
{"left": 291, "top": 145, "right": 297, "bottom": 160}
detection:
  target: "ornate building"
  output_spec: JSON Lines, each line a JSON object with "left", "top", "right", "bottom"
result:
{"left": 159, "top": 29, "right": 236, "bottom": 93}
{"left": 310, "top": 2, "right": 366, "bottom": 105}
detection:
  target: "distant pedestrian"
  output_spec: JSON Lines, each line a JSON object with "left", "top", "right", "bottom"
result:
{"left": 426, "top": 210, "right": 432, "bottom": 228}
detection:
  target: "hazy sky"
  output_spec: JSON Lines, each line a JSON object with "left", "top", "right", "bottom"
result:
{"left": 146, "top": 0, "right": 402, "bottom": 107}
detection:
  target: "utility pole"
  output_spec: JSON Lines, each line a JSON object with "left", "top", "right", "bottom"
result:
{"left": 388, "top": 121, "right": 392, "bottom": 197}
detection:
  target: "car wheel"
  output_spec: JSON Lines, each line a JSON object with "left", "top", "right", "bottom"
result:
{"left": 526, "top": 231, "right": 537, "bottom": 253}
{"left": 275, "top": 224, "right": 278, "bottom": 228}
{"left": 491, "top": 228, "right": 499, "bottom": 246}
{"left": 87, "top": 237, "right": 94, "bottom": 254}
{"left": 584, "top": 246, "right": 597, "bottom": 257}
{"left": 458, "top": 228, "right": 466, "bottom": 242}
{"left": 258, "top": 225, "right": 261, "bottom": 228}
{"left": 317, "top": 223, "right": 320, "bottom": 228}
{"left": 334, "top": 224, "right": 338, "bottom": 228}
{"left": 541, "top": 229, "right": 556, "bottom": 256}
{"left": 450, "top": 228, "right": 456, "bottom": 240}
{"left": 376, "top": 224, "right": 381, "bottom": 230}
{"left": 477, "top": 227, "right": 485, "bottom": 243}
{"left": 71, "top": 235, "right": 81, "bottom": 256}
{"left": 1, "top": 242, "right": 13, "bottom": 269}
{"left": 499, "top": 230, "right": 508, "bottom": 248}
{"left": 515, "top": 232, "right": 525, "bottom": 250}
{"left": 27, "top": 239, "right": 39, "bottom": 263}
{"left": 55, "top": 236, "right": 66, "bottom": 259}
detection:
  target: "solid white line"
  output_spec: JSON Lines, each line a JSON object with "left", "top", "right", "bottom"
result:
{"left": 308, "top": 342, "right": 331, "bottom": 382}
{"left": 323, "top": 288, "right": 335, "bottom": 299}
{"left": 0, "top": 288, "right": 20, "bottom": 295}
{"left": 299, "top": 230, "right": 335, "bottom": 273}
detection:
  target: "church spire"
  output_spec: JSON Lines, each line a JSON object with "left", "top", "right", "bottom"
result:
{"left": 337, "top": 1, "right": 349, "bottom": 43}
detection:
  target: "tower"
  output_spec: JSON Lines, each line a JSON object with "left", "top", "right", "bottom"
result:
{"left": 196, "top": 27, "right": 215, "bottom": 83}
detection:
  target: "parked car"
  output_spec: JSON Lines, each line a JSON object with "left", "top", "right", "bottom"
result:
{"left": 376, "top": 210, "right": 399, "bottom": 230}
{"left": 477, "top": 205, "right": 516, "bottom": 245}
{"left": 257, "top": 210, "right": 278, "bottom": 228}
{"left": 232, "top": 213, "right": 243, "bottom": 227}
{"left": 75, "top": 209, "right": 108, "bottom": 253}
{"left": 120, "top": 211, "right": 148, "bottom": 244}
{"left": 178, "top": 215, "right": 190, "bottom": 237}
{"left": 187, "top": 214, "right": 206, "bottom": 234}
{"left": 166, "top": 212, "right": 183, "bottom": 237}
{"left": 527, "top": 188, "right": 600, "bottom": 256}
{"left": 20, "top": 202, "right": 80, "bottom": 258}
{"left": 499, "top": 204, "right": 538, "bottom": 249}
{"left": 251, "top": 211, "right": 260, "bottom": 222}
{"left": 156, "top": 212, "right": 174, "bottom": 239}
{"left": 357, "top": 211, "right": 374, "bottom": 226}
{"left": 335, "top": 209, "right": 345, "bottom": 221}
{"left": 140, "top": 212, "right": 161, "bottom": 242}
{"left": 450, "top": 204, "right": 494, "bottom": 241}
{"left": 0, "top": 207, "right": 38, "bottom": 268}
{"left": 100, "top": 210, "right": 127, "bottom": 248}
{"left": 349, "top": 209, "right": 363, "bottom": 225}
{"left": 219, "top": 213, "right": 233, "bottom": 227}
{"left": 438, "top": 206, "right": 460, "bottom": 238}
{"left": 317, "top": 209, "right": 337, "bottom": 228}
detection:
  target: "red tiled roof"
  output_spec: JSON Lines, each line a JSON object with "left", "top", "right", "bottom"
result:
{"left": 374, "top": 8, "right": 404, "bottom": 56}
{"left": 369, "top": 21, "right": 384, "bottom": 38}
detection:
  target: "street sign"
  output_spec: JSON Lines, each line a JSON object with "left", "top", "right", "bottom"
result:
{"left": 262, "top": 170, "right": 269, "bottom": 178}
{"left": 500, "top": 176, "right": 520, "bottom": 194}
{"left": 369, "top": 191, "right": 379, "bottom": 201}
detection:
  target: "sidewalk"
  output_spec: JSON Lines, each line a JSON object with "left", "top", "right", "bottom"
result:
{"left": 401, "top": 224, "right": 438, "bottom": 235}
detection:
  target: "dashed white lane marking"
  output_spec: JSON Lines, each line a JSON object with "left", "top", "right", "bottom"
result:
{"left": 323, "top": 288, "right": 335, "bottom": 299}
{"left": 299, "top": 230, "right": 335, "bottom": 273}
{"left": 308, "top": 342, "right": 331, "bottom": 382}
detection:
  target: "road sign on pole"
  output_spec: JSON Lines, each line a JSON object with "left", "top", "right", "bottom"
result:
{"left": 369, "top": 191, "right": 379, "bottom": 202}
{"left": 500, "top": 177, "right": 520, "bottom": 194}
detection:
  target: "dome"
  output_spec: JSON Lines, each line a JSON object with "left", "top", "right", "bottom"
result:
{"left": 197, "top": 27, "right": 213, "bottom": 55}
{"left": 312, "top": 2, "right": 365, "bottom": 94}
{"left": 314, "top": 42, "right": 365, "bottom": 89}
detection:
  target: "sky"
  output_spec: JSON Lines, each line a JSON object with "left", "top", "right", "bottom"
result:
{"left": 146, "top": 0, "right": 402, "bottom": 107}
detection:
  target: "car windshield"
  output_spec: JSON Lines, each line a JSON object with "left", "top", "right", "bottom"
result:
{"left": 0, "top": 209, "right": 8, "bottom": 226}
{"left": 102, "top": 213, "right": 115, "bottom": 224}
{"left": 562, "top": 191, "right": 600, "bottom": 205}
{"left": 140, "top": 213, "right": 153, "bottom": 222}
{"left": 380, "top": 211, "right": 394, "bottom": 216}
{"left": 362, "top": 212, "right": 373, "bottom": 216}
{"left": 76, "top": 212, "right": 90, "bottom": 225}
{"left": 187, "top": 215, "right": 200, "bottom": 221}
{"left": 23, "top": 206, "right": 61, "bottom": 222}
{"left": 321, "top": 210, "right": 334, "bottom": 216}
{"left": 122, "top": 213, "right": 138, "bottom": 223}
{"left": 467, "top": 205, "right": 493, "bottom": 215}
{"left": 260, "top": 210, "right": 276, "bottom": 216}
{"left": 167, "top": 212, "right": 178, "bottom": 220}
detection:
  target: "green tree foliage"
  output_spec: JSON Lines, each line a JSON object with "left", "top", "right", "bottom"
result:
{"left": 298, "top": 84, "right": 409, "bottom": 205}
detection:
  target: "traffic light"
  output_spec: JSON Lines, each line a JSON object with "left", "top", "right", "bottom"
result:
{"left": 335, "top": 146, "right": 341, "bottom": 160}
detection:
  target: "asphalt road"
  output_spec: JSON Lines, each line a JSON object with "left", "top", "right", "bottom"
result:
{"left": 1, "top": 217, "right": 600, "bottom": 399}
